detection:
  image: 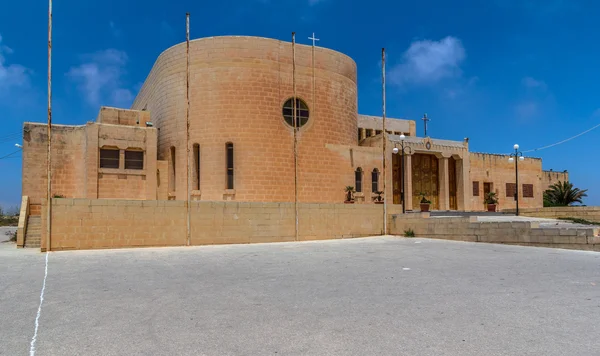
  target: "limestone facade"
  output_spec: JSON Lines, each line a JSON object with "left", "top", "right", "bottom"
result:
{"left": 21, "top": 36, "right": 569, "bottom": 212}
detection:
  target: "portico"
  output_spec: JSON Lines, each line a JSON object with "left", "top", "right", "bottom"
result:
{"left": 390, "top": 135, "right": 470, "bottom": 211}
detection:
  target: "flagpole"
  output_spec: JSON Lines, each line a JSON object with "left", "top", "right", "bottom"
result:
{"left": 382, "top": 48, "right": 387, "bottom": 235}
{"left": 185, "top": 12, "right": 191, "bottom": 246}
{"left": 292, "top": 32, "right": 299, "bottom": 242}
{"left": 46, "top": 0, "right": 52, "bottom": 251}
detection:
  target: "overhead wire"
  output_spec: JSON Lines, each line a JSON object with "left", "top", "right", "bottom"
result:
{"left": 522, "top": 121, "right": 600, "bottom": 153}
{"left": 0, "top": 149, "right": 21, "bottom": 160}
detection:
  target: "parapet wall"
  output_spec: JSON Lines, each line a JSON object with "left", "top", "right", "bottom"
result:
{"left": 389, "top": 214, "right": 600, "bottom": 251}
{"left": 41, "top": 199, "right": 401, "bottom": 251}
{"left": 507, "top": 207, "right": 600, "bottom": 223}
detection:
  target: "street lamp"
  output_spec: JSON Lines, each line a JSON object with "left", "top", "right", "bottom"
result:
{"left": 392, "top": 134, "right": 412, "bottom": 214}
{"left": 508, "top": 144, "right": 525, "bottom": 216}
{"left": 15, "top": 143, "right": 23, "bottom": 149}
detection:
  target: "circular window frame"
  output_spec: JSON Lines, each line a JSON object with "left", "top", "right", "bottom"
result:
{"left": 282, "top": 97, "right": 310, "bottom": 129}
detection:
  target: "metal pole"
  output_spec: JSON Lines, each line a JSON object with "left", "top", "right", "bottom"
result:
{"left": 382, "top": 48, "right": 387, "bottom": 235}
{"left": 46, "top": 0, "right": 52, "bottom": 252}
{"left": 515, "top": 149, "right": 519, "bottom": 216}
{"left": 185, "top": 12, "right": 191, "bottom": 246}
{"left": 310, "top": 33, "right": 317, "bottom": 125}
{"left": 292, "top": 32, "right": 299, "bottom": 241}
{"left": 401, "top": 142, "right": 405, "bottom": 214}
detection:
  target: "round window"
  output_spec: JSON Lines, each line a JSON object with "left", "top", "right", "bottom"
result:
{"left": 282, "top": 98, "right": 309, "bottom": 128}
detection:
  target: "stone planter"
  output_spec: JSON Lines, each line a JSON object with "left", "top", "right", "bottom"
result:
{"left": 487, "top": 204, "right": 497, "bottom": 212}
{"left": 420, "top": 203, "right": 430, "bottom": 212}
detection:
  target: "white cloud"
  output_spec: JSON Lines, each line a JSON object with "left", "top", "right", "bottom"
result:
{"left": 522, "top": 76, "right": 547, "bottom": 90}
{"left": 67, "top": 49, "right": 133, "bottom": 108}
{"left": 0, "top": 34, "right": 31, "bottom": 92}
{"left": 515, "top": 101, "right": 539, "bottom": 118}
{"left": 389, "top": 36, "right": 466, "bottom": 86}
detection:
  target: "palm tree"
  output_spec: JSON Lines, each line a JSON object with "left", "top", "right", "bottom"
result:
{"left": 543, "top": 181, "right": 588, "bottom": 207}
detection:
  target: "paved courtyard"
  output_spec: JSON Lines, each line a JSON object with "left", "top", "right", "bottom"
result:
{"left": 2, "top": 236, "right": 600, "bottom": 356}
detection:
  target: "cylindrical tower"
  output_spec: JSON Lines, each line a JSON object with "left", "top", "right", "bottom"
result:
{"left": 132, "top": 36, "right": 358, "bottom": 202}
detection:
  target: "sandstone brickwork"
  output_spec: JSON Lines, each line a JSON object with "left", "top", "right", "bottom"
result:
{"left": 41, "top": 198, "right": 401, "bottom": 251}
{"left": 132, "top": 36, "right": 358, "bottom": 203}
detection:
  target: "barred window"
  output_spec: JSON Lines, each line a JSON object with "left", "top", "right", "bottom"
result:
{"left": 523, "top": 184, "right": 534, "bottom": 198}
{"left": 506, "top": 183, "right": 516, "bottom": 198}
{"left": 226, "top": 142, "right": 234, "bottom": 189}
{"left": 472, "top": 181, "right": 480, "bottom": 197}
{"left": 125, "top": 150, "right": 144, "bottom": 170}
{"left": 355, "top": 167, "right": 363, "bottom": 193}
{"left": 371, "top": 169, "right": 379, "bottom": 193}
{"left": 193, "top": 144, "right": 200, "bottom": 190}
{"left": 99, "top": 148, "right": 119, "bottom": 169}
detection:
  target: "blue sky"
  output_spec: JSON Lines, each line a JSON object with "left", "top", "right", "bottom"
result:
{"left": 1, "top": 0, "right": 598, "bottom": 208}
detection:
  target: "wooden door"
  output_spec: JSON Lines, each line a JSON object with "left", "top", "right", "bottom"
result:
{"left": 448, "top": 158, "right": 458, "bottom": 210}
{"left": 411, "top": 154, "right": 439, "bottom": 210}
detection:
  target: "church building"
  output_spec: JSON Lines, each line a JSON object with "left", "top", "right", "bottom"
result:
{"left": 21, "top": 36, "right": 568, "bottom": 216}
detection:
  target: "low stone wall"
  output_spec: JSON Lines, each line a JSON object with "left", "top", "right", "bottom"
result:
{"left": 390, "top": 214, "right": 600, "bottom": 251}
{"left": 16, "top": 196, "right": 29, "bottom": 248}
{"left": 41, "top": 199, "right": 401, "bottom": 251}
{"left": 504, "top": 207, "right": 600, "bottom": 223}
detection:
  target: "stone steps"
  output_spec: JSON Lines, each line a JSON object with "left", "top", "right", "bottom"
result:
{"left": 25, "top": 216, "right": 42, "bottom": 248}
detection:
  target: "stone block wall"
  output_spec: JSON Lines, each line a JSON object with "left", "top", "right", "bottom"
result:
{"left": 469, "top": 153, "right": 544, "bottom": 211}
{"left": 389, "top": 214, "right": 600, "bottom": 251}
{"left": 23, "top": 117, "right": 159, "bottom": 213}
{"left": 131, "top": 36, "right": 360, "bottom": 203}
{"left": 541, "top": 170, "right": 569, "bottom": 190}
{"left": 41, "top": 199, "right": 402, "bottom": 251}
{"left": 509, "top": 207, "right": 600, "bottom": 223}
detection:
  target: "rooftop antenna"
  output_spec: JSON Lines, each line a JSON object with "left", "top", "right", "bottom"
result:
{"left": 422, "top": 113, "right": 430, "bottom": 137}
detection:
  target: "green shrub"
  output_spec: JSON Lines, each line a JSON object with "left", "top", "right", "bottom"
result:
{"left": 404, "top": 228, "right": 415, "bottom": 237}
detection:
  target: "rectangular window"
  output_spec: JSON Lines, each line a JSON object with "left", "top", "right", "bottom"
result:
{"left": 366, "top": 129, "right": 373, "bottom": 137}
{"left": 523, "top": 184, "right": 534, "bottom": 198}
{"left": 193, "top": 144, "right": 200, "bottom": 190}
{"left": 99, "top": 149, "right": 119, "bottom": 169}
{"left": 226, "top": 143, "right": 234, "bottom": 189}
{"left": 375, "top": 130, "right": 382, "bottom": 136}
{"left": 357, "top": 128, "right": 362, "bottom": 142}
{"left": 355, "top": 169, "right": 363, "bottom": 193}
{"left": 170, "top": 147, "right": 176, "bottom": 192}
{"left": 472, "top": 181, "right": 480, "bottom": 196}
{"left": 125, "top": 150, "right": 144, "bottom": 170}
{"left": 371, "top": 169, "right": 379, "bottom": 193}
{"left": 506, "top": 183, "right": 516, "bottom": 198}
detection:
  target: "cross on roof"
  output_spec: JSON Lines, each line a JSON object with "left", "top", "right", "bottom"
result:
{"left": 308, "top": 32, "right": 320, "bottom": 47}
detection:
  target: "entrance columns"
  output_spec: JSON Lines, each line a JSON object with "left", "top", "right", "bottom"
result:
{"left": 456, "top": 156, "right": 470, "bottom": 211}
{"left": 405, "top": 154, "right": 413, "bottom": 210}
{"left": 439, "top": 157, "right": 450, "bottom": 211}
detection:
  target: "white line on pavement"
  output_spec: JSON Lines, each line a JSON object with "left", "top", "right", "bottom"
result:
{"left": 29, "top": 252, "right": 49, "bottom": 356}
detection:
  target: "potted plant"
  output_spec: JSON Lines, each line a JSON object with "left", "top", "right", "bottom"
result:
{"left": 373, "top": 191, "right": 384, "bottom": 204}
{"left": 484, "top": 192, "right": 499, "bottom": 212}
{"left": 344, "top": 186, "right": 356, "bottom": 204}
{"left": 419, "top": 192, "right": 432, "bottom": 212}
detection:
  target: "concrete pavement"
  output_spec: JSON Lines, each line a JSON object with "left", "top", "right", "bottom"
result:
{"left": 2, "top": 236, "right": 600, "bottom": 355}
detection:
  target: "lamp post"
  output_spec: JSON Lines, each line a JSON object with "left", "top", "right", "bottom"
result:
{"left": 508, "top": 144, "right": 525, "bottom": 216}
{"left": 392, "top": 134, "right": 412, "bottom": 214}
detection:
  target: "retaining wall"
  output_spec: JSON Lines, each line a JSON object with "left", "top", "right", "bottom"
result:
{"left": 505, "top": 207, "right": 600, "bottom": 223}
{"left": 390, "top": 214, "right": 600, "bottom": 251}
{"left": 41, "top": 199, "right": 400, "bottom": 251}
